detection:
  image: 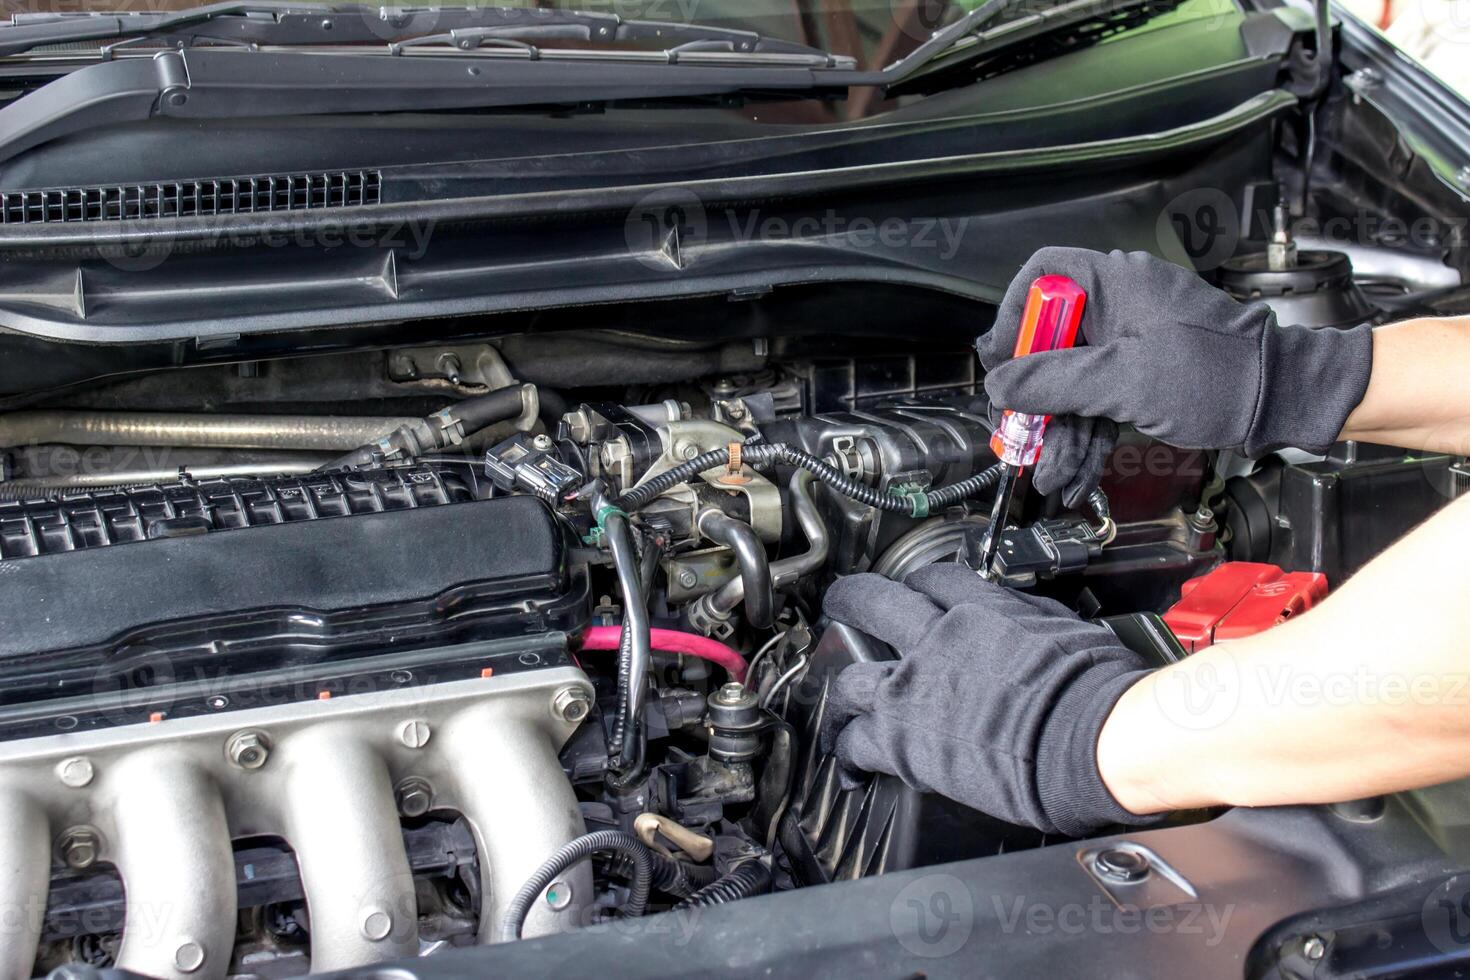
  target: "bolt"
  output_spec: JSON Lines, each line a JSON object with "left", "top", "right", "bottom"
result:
{"left": 532, "top": 433, "right": 554, "bottom": 451}
{"left": 1457, "top": 165, "right": 1470, "bottom": 191}
{"left": 174, "top": 940, "right": 205, "bottom": 973}
{"left": 678, "top": 442, "right": 700, "bottom": 460}
{"left": 677, "top": 568, "right": 699, "bottom": 589}
{"left": 1303, "top": 935, "right": 1326, "bottom": 961}
{"left": 544, "top": 879, "right": 573, "bottom": 911}
{"left": 396, "top": 718, "right": 431, "bottom": 749}
{"left": 715, "top": 681, "right": 748, "bottom": 705}
{"left": 226, "top": 730, "right": 270, "bottom": 770}
{"left": 55, "top": 756, "right": 94, "bottom": 788}
{"left": 360, "top": 907, "right": 394, "bottom": 941}
{"left": 1093, "top": 848, "right": 1150, "bottom": 883}
{"left": 60, "top": 828, "right": 99, "bottom": 870}
{"left": 436, "top": 352, "right": 463, "bottom": 385}
{"left": 551, "top": 687, "right": 592, "bottom": 724}
{"left": 395, "top": 777, "right": 434, "bottom": 818}
{"left": 205, "top": 694, "right": 229, "bottom": 710}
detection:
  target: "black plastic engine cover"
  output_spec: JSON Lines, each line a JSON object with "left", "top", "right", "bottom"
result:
{"left": 0, "top": 493, "right": 584, "bottom": 721}
{"left": 779, "top": 622, "right": 1047, "bottom": 885}
{"left": 780, "top": 612, "right": 1188, "bottom": 885}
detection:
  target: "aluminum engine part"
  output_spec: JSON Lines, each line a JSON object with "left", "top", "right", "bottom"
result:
{"left": 639, "top": 419, "right": 783, "bottom": 542}
{"left": 0, "top": 665, "right": 593, "bottom": 978}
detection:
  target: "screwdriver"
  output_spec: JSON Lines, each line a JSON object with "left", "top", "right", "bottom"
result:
{"left": 971, "top": 274, "right": 1088, "bottom": 580}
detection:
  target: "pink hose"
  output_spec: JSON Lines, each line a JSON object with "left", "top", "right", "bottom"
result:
{"left": 578, "top": 626, "right": 748, "bottom": 682}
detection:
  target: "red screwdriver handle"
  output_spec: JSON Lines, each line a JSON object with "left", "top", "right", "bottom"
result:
{"left": 988, "top": 275, "right": 1087, "bottom": 467}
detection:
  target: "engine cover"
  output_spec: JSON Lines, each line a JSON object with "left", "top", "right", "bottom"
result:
{"left": 0, "top": 488, "right": 586, "bottom": 735}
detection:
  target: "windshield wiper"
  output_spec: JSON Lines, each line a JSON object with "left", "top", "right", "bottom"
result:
{"left": 0, "top": 2, "right": 847, "bottom": 65}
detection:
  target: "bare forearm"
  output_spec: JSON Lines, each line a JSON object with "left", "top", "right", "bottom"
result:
{"left": 1099, "top": 493, "right": 1470, "bottom": 814}
{"left": 1341, "top": 315, "right": 1470, "bottom": 454}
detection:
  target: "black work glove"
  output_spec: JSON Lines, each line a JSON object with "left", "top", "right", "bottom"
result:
{"left": 820, "top": 563, "right": 1157, "bottom": 837}
{"left": 977, "top": 247, "right": 1375, "bottom": 507}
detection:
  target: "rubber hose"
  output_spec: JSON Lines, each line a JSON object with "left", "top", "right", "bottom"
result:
{"left": 697, "top": 512, "right": 775, "bottom": 630}
{"left": 602, "top": 502, "right": 651, "bottom": 773}
{"left": 452, "top": 386, "right": 529, "bottom": 432}
{"left": 497, "top": 831, "right": 652, "bottom": 942}
{"left": 670, "top": 860, "right": 771, "bottom": 911}
{"left": 648, "top": 853, "right": 718, "bottom": 899}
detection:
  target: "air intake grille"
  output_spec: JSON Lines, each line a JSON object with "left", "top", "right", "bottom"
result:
{"left": 0, "top": 170, "right": 381, "bottom": 224}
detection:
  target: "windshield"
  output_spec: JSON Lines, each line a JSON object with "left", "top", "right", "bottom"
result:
{"left": 0, "top": 0, "right": 991, "bottom": 67}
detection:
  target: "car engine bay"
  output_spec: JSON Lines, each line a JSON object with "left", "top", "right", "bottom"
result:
{"left": 0, "top": 251, "right": 1459, "bottom": 978}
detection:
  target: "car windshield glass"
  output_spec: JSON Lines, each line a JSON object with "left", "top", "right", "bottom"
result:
{"left": 0, "top": 1, "right": 1010, "bottom": 66}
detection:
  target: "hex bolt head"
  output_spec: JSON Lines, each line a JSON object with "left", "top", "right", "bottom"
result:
{"left": 552, "top": 687, "right": 592, "bottom": 724}
{"left": 677, "top": 568, "right": 699, "bottom": 589}
{"left": 396, "top": 719, "right": 432, "bottom": 749}
{"left": 715, "top": 681, "right": 748, "bottom": 705}
{"left": 1303, "top": 936, "right": 1326, "bottom": 961}
{"left": 173, "top": 940, "right": 205, "bottom": 973}
{"left": 55, "top": 756, "right": 94, "bottom": 788}
{"left": 59, "top": 828, "right": 99, "bottom": 870}
{"left": 226, "top": 730, "right": 270, "bottom": 770}
{"left": 395, "top": 777, "right": 434, "bottom": 818}
{"left": 361, "top": 907, "right": 394, "bottom": 941}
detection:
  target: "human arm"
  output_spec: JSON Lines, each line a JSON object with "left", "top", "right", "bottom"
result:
{"left": 1097, "top": 491, "right": 1470, "bottom": 813}
{"left": 1338, "top": 314, "right": 1470, "bottom": 455}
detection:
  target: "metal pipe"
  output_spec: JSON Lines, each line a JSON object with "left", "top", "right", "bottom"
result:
{"left": 107, "top": 752, "right": 236, "bottom": 980}
{"left": 444, "top": 707, "right": 591, "bottom": 943}
{"left": 279, "top": 728, "right": 419, "bottom": 970}
{"left": 0, "top": 411, "right": 417, "bottom": 451}
{"left": 707, "top": 470, "right": 829, "bottom": 617}
{"left": 0, "top": 789, "right": 49, "bottom": 978}
{"left": 6, "top": 446, "right": 335, "bottom": 487}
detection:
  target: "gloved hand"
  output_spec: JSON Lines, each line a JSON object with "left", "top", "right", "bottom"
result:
{"left": 820, "top": 563, "right": 1157, "bottom": 836}
{"left": 977, "top": 247, "right": 1375, "bottom": 506}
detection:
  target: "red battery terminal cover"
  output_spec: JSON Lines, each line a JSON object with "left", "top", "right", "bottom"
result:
{"left": 1163, "top": 561, "right": 1328, "bottom": 653}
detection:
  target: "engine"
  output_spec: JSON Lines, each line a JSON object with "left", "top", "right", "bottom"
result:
{"left": 0, "top": 314, "right": 1446, "bottom": 978}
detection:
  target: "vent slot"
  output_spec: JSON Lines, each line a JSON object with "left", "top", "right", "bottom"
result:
{"left": 1, "top": 170, "right": 382, "bottom": 224}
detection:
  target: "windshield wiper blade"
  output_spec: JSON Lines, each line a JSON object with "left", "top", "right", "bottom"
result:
{"left": 0, "top": 45, "right": 858, "bottom": 164}
{"left": 0, "top": 2, "right": 332, "bottom": 57}
{"left": 0, "top": 3, "right": 845, "bottom": 65}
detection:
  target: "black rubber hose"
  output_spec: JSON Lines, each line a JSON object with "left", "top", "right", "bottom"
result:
{"left": 452, "top": 386, "right": 529, "bottom": 432}
{"left": 321, "top": 386, "right": 531, "bottom": 471}
{"left": 647, "top": 853, "right": 718, "bottom": 899}
{"left": 670, "top": 860, "right": 771, "bottom": 911}
{"left": 497, "top": 831, "right": 652, "bottom": 942}
{"left": 697, "top": 512, "right": 774, "bottom": 630}
{"left": 536, "top": 387, "right": 569, "bottom": 430}
{"left": 600, "top": 494, "right": 651, "bottom": 773}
